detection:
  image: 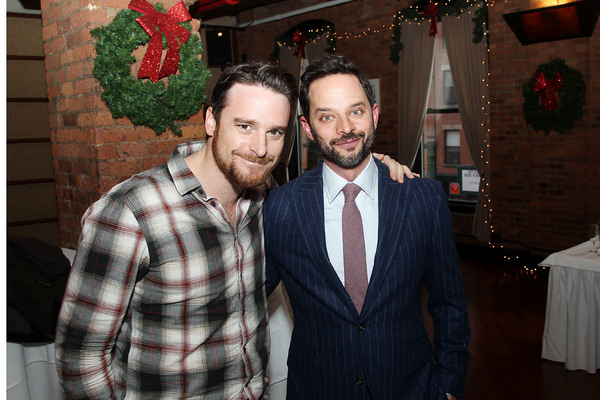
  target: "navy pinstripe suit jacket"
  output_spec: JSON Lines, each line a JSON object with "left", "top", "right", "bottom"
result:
{"left": 264, "top": 158, "right": 470, "bottom": 400}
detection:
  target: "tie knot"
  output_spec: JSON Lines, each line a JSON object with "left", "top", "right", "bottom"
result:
{"left": 342, "top": 183, "right": 362, "bottom": 203}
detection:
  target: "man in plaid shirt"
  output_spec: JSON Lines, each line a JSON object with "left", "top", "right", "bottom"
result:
{"left": 55, "top": 62, "right": 298, "bottom": 399}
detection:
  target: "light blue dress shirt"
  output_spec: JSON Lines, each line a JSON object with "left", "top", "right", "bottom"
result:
{"left": 322, "top": 156, "right": 379, "bottom": 285}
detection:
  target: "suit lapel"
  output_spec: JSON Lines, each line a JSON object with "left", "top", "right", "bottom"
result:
{"left": 362, "top": 162, "right": 410, "bottom": 313}
{"left": 294, "top": 165, "right": 353, "bottom": 306}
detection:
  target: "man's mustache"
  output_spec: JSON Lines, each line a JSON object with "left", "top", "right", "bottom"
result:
{"left": 233, "top": 151, "right": 276, "bottom": 165}
{"left": 330, "top": 132, "right": 365, "bottom": 146}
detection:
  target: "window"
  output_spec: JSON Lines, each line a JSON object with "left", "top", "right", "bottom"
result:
{"left": 443, "top": 70, "right": 457, "bottom": 106}
{"left": 445, "top": 130, "right": 460, "bottom": 165}
{"left": 420, "top": 22, "right": 478, "bottom": 213}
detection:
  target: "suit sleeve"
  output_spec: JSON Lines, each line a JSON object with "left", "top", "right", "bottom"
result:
{"left": 264, "top": 186, "right": 282, "bottom": 297}
{"left": 424, "top": 183, "right": 471, "bottom": 398}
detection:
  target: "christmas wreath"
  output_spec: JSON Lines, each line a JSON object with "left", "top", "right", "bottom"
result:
{"left": 91, "top": 1, "right": 211, "bottom": 136}
{"left": 522, "top": 58, "right": 586, "bottom": 134}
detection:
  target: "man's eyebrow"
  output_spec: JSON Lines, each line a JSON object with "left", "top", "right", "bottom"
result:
{"left": 314, "top": 102, "right": 367, "bottom": 113}
{"left": 233, "top": 117, "right": 257, "bottom": 125}
{"left": 233, "top": 117, "right": 287, "bottom": 132}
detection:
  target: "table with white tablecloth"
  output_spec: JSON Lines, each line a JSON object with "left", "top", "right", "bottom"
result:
{"left": 7, "top": 248, "right": 293, "bottom": 399}
{"left": 540, "top": 241, "right": 600, "bottom": 373}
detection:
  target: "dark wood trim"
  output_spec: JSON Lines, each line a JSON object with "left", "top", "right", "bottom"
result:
{"left": 7, "top": 178, "right": 55, "bottom": 186}
{"left": 7, "top": 12, "right": 42, "bottom": 19}
{"left": 7, "top": 55, "right": 45, "bottom": 61}
{"left": 7, "top": 217, "right": 59, "bottom": 227}
{"left": 7, "top": 138, "right": 51, "bottom": 144}
{"left": 7, "top": 98, "right": 49, "bottom": 102}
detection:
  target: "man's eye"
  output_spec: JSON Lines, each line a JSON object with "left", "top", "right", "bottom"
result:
{"left": 268, "top": 130, "right": 285, "bottom": 137}
{"left": 320, "top": 115, "right": 332, "bottom": 122}
{"left": 238, "top": 124, "right": 251, "bottom": 131}
{"left": 351, "top": 109, "right": 363, "bottom": 116}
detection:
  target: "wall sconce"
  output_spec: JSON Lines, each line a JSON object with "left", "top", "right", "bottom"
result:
{"left": 503, "top": 0, "right": 600, "bottom": 45}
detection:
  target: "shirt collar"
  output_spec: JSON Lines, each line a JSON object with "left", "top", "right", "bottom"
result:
{"left": 323, "top": 155, "right": 378, "bottom": 204}
{"left": 168, "top": 141, "right": 207, "bottom": 197}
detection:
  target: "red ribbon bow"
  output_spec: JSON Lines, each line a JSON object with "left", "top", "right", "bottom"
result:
{"left": 534, "top": 72, "right": 563, "bottom": 111}
{"left": 292, "top": 30, "right": 306, "bottom": 59}
{"left": 424, "top": 3, "right": 438, "bottom": 37}
{"left": 128, "top": 0, "right": 192, "bottom": 82}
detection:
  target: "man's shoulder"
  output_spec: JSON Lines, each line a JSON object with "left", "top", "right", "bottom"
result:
{"left": 102, "top": 163, "right": 171, "bottom": 203}
{"left": 270, "top": 167, "right": 320, "bottom": 195}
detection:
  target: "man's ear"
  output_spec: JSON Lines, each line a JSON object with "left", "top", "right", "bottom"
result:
{"left": 299, "top": 116, "right": 315, "bottom": 141}
{"left": 205, "top": 107, "right": 216, "bottom": 138}
{"left": 372, "top": 103, "right": 380, "bottom": 130}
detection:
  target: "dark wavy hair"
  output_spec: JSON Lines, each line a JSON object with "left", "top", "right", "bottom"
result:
{"left": 299, "top": 54, "right": 375, "bottom": 123}
{"left": 210, "top": 61, "right": 298, "bottom": 130}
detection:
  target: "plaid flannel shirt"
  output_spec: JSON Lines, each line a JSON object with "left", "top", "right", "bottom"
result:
{"left": 55, "top": 142, "right": 271, "bottom": 399}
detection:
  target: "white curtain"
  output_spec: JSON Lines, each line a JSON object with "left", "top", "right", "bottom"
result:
{"left": 397, "top": 21, "right": 435, "bottom": 168}
{"left": 442, "top": 3, "right": 491, "bottom": 242}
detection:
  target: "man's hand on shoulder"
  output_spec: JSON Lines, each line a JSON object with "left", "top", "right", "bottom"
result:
{"left": 373, "top": 153, "right": 420, "bottom": 183}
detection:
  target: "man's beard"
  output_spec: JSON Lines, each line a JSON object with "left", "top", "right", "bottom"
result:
{"left": 312, "top": 125, "right": 376, "bottom": 169}
{"left": 212, "top": 131, "right": 277, "bottom": 189}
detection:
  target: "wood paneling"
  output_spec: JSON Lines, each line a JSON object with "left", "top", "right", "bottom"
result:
{"left": 7, "top": 102, "right": 50, "bottom": 139}
{"left": 6, "top": 183, "right": 58, "bottom": 223}
{"left": 7, "top": 142, "right": 54, "bottom": 182}
{"left": 7, "top": 13, "right": 59, "bottom": 245}
{"left": 7, "top": 16, "right": 44, "bottom": 56}
{"left": 7, "top": 59, "right": 48, "bottom": 98}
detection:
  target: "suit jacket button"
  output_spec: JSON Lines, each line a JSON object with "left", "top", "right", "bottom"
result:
{"left": 355, "top": 377, "right": 364, "bottom": 385}
{"left": 358, "top": 323, "right": 366, "bottom": 331}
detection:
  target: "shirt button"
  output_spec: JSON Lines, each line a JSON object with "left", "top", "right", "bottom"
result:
{"left": 358, "top": 323, "right": 366, "bottom": 331}
{"left": 355, "top": 377, "right": 364, "bottom": 386}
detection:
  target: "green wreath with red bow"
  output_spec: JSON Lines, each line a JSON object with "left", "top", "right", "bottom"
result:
{"left": 522, "top": 58, "right": 586, "bottom": 134}
{"left": 91, "top": 1, "right": 210, "bottom": 136}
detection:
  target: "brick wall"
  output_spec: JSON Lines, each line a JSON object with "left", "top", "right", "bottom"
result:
{"left": 40, "top": 0, "right": 207, "bottom": 248}
{"left": 488, "top": 0, "right": 600, "bottom": 252}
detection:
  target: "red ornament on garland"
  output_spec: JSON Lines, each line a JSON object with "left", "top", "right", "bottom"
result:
{"left": 292, "top": 30, "right": 306, "bottom": 59}
{"left": 534, "top": 72, "right": 563, "bottom": 111}
{"left": 128, "top": 0, "right": 192, "bottom": 82}
{"left": 424, "top": 3, "right": 439, "bottom": 37}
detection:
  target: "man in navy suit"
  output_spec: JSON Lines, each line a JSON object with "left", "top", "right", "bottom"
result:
{"left": 264, "top": 54, "right": 470, "bottom": 399}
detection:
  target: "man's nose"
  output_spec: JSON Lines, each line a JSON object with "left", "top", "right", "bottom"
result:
{"left": 337, "top": 116, "right": 354, "bottom": 134}
{"left": 249, "top": 132, "right": 268, "bottom": 158}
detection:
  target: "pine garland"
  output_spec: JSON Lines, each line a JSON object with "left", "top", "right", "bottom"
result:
{"left": 389, "top": 0, "right": 487, "bottom": 65}
{"left": 270, "top": 21, "right": 336, "bottom": 62}
{"left": 91, "top": 3, "right": 211, "bottom": 136}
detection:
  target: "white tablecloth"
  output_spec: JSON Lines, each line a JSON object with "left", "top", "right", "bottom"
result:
{"left": 7, "top": 248, "right": 293, "bottom": 399}
{"left": 541, "top": 241, "right": 600, "bottom": 373}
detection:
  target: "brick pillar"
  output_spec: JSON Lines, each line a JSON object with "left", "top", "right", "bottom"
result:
{"left": 40, "top": 0, "right": 207, "bottom": 248}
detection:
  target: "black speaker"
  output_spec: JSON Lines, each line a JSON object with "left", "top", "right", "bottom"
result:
{"left": 205, "top": 28, "right": 235, "bottom": 67}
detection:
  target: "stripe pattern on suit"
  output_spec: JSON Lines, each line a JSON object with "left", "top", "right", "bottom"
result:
{"left": 264, "top": 158, "right": 470, "bottom": 400}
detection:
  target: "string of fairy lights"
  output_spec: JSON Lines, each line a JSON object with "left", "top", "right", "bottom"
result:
{"left": 275, "top": 0, "right": 495, "bottom": 48}
{"left": 275, "top": 1, "right": 543, "bottom": 272}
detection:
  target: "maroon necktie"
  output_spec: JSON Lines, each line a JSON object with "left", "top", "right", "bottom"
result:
{"left": 342, "top": 183, "right": 368, "bottom": 313}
